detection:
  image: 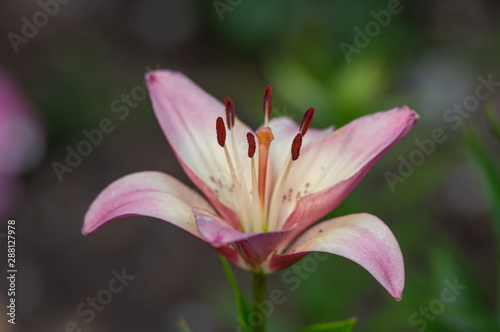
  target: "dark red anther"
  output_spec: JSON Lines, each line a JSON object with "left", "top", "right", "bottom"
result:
{"left": 263, "top": 85, "right": 272, "bottom": 118}
{"left": 291, "top": 133, "right": 303, "bottom": 161}
{"left": 216, "top": 117, "right": 226, "bottom": 147}
{"left": 300, "top": 108, "right": 315, "bottom": 136}
{"left": 225, "top": 97, "right": 235, "bottom": 129}
{"left": 247, "top": 132, "right": 256, "bottom": 158}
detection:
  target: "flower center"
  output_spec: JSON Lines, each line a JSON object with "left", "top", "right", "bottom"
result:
{"left": 215, "top": 87, "right": 314, "bottom": 233}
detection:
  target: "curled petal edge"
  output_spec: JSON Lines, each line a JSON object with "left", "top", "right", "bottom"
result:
{"left": 267, "top": 213, "right": 405, "bottom": 300}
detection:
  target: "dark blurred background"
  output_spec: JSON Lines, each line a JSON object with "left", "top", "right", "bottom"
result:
{"left": 0, "top": 0, "right": 499, "bottom": 331}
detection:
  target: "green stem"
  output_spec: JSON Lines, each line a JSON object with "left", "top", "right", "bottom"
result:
{"left": 253, "top": 271, "right": 267, "bottom": 332}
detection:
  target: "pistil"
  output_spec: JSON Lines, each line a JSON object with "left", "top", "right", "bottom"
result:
{"left": 255, "top": 127, "right": 274, "bottom": 230}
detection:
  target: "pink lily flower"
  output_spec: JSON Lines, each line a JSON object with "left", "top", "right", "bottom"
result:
{"left": 0, "top": 68, "right": 45, "bottom": 217}
{"left": 83, "top": 70, "right": 418, "bottom": 300}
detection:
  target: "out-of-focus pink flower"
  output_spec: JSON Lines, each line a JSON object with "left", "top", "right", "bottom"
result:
{"left": 0, "top": 69, "right": 45, "bottom": 216}
{"left": 84, "top": 70, "right": 418, "bottom": 300}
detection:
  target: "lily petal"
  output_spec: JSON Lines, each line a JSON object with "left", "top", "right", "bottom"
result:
{"left": 146, "top": 70, "right": 253, "bottom": 227}
{"left": 194, "top": 208, "right": 296, "bottom": 265}
{"left": 268, "top": 213, "right": 405, "bottom": 300}
{"left": 279, "top": 107, "right": 418, "bottom": 237}
{"left": 83, "top": 171, "right": 214, "bottom": 236}
{"left": 194, "top": 208, "right": 254, "bottom": 244}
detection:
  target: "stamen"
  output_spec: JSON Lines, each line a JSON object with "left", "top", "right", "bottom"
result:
{"left": 247, "top": 132, "right": 256, "bottom": 158}
{"left": 291, "top": 133, "right": 303, "bottom": 161}
{"left": 267, "top": 134, "right": 303, "bottom": 231}
{"left": 247, "top": 132, "right": 261, "bottom": 232}
{"left": 226, "top": 99, "right": 252, "bottom": 230}
{"left": 263, "top": 85, "right": 272, "bottom": 127}
{"left": 216, "top": 117, "right": 226, "bottom": 147}
{"left": 299, "top": 107, "right": 315, "bottom": 136}
{"left": 226, "top": 97, "right": 242, "bottom": 166}
{"left": 256, "top": 127, "right": 274, "bottom": 229}
{"left": 215, "top": 117, "right": 248, "bottom": 231}
{"left": 225, "top": 97, "right": 235, "bottom": 129}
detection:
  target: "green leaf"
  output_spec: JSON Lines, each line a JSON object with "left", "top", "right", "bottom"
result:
{"left": 485, "top": 104, "right": 500, "bottom": 143}
{"left": 462, "top": 123, "right": 500, "bottom": 225}
{"left": 176, "top": 318, "right": 192, "bottom": 332}
{"left": 463, "top": 118, "right": 500, "bottom": 324}
{"left": 300, "top": 318, "right": 356, "bottom": 332}
{"left": 220, "top": 256, "right": 253, "bottom": 332}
